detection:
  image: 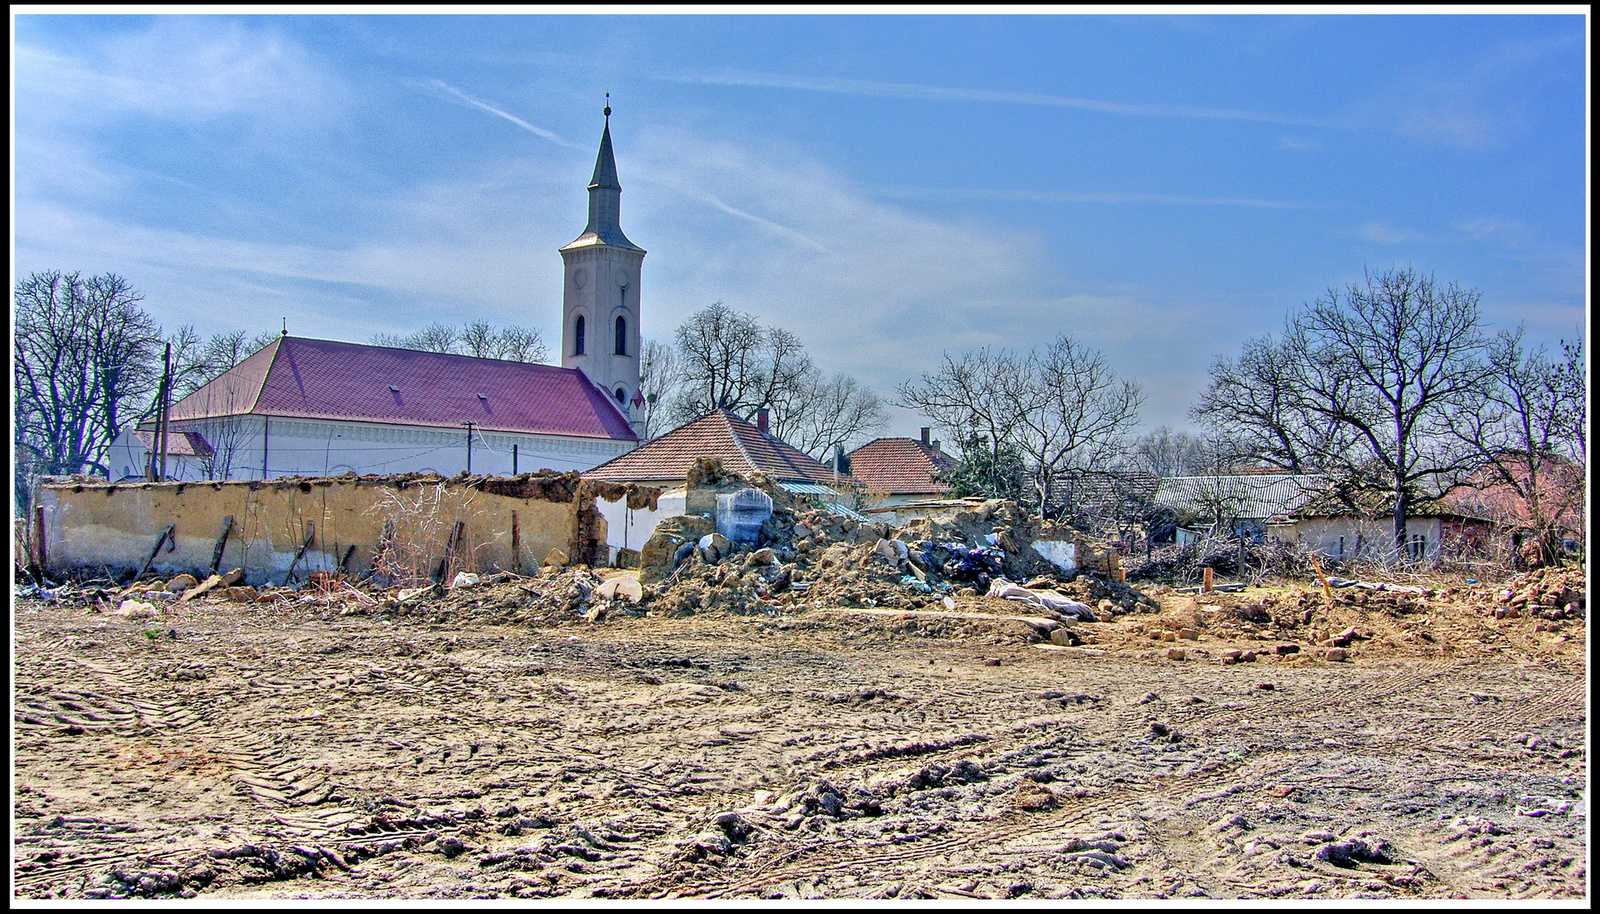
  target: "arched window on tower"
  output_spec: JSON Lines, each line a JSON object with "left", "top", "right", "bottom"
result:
{"left": 574, "top": 316, "right": 585, "bottom": 355}
{"left": 615, "top": 316, "right": 627, "bottom": 356}
{"left": 615, "top": 387, "right": 626, "bottom": 403}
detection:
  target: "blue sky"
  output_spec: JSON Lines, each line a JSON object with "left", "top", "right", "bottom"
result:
{"left": 12, "top": 11, "right": 1589, "bottom": 442}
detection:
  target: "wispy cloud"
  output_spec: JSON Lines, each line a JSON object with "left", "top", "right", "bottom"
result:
{"left": 655, "top": 67, "right": 1344, "bottom": 129}
{"left": 1373, "top": 31, "right": 1584, "bottom": 149}
{"left": 14, "top": 20, "right": 343, "bottom": 126}
{"left": 1358, "top": 221, "right": 1426, "bottom": 245}
{"left": 882, "top": 186, "right": 1309, "bottom": 210}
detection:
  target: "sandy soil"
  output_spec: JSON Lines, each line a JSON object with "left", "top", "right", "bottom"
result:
{"left": 11, "top": 580, "right": 1588, "bottom": 901}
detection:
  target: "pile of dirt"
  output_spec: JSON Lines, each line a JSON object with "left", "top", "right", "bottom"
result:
{"left": 1103, "top": 562, "right": 1587, "bottom": 662}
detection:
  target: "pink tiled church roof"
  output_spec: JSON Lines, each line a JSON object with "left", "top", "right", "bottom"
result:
{"left": 167, "top": 336, "right": 637, "bottom": 441}
{"left": 584, "top": 409, "right": 854, "bottom": 486}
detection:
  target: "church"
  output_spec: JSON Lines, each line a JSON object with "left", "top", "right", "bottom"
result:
{"left": 109, "top": 105, "right": 652, "bottom": 482}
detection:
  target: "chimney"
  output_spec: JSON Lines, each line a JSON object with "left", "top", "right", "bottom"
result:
{"left": 756, "top": 408, "right": 769, "bottom": 433}
{"left": 920, "top": 427, "right": 931, "bottom": 446}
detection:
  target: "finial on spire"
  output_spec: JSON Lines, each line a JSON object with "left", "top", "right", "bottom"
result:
{"left": 281, "top": 318, "right": 287, "bottom": 337}
{"left": 603, "top": 92, "right": 611, "bottom": 120}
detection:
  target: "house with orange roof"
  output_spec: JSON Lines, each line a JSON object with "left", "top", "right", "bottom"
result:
{"left": 583, "top": 408, "right": 863, "bottom": 558}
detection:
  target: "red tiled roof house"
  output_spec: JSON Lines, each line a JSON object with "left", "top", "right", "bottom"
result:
{"left": 847, "top": 429, "right": 958, "bottom": 505}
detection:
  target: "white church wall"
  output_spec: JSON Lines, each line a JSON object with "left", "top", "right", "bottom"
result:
{"left": 134, "top": 416, "right": 635, "bottom": 481}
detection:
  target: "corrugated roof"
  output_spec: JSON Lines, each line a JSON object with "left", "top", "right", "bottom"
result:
{"left": 1155, "top": 474, "right": 1328, "bottom": 523}
{"left": 847, "top": 437, "right": 957, "bottom": 495}
{"left": 583, "top": 409, "right": 857, "bottom": 486}
{"left": 166, "top": 337, "right": 638, "bottom": 442}
{"left": 1294, "top": 484, "right": 1496, "bottom": 522}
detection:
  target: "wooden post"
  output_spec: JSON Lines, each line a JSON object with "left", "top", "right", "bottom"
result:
{"left": 34, "top": 505, "right": 47, "bottom": 569}
{"left": 211, "top": 515, "right": 235, "bottom": 574}
{"left": 285, "top": 521, "right": 315, "bottom": 585}
{"left": 1110, "top": 551, "right": 1124, "bottom": 583}
{"left": 1309, "top": 553, "right": 1334, "bottom": 602}
{"left": 1202, "top": 566, "right": 1214, "bottom": 593}
{"left": 435, "top": 520, "right": 465, "bottom": 584}
{"left": 132, "top": 524, "right": 175, "bottom": 586}
{"left": 510, "top": 510, "right": 522, "bottom": 575}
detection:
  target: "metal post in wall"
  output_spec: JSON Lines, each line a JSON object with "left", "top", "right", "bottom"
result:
{"left": 462, "top": 421, "right": 478, "bottom": 475}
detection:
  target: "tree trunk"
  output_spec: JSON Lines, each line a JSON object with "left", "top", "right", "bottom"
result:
{"left": 1393, "top": 487, "right": 1409, "bottom": 562}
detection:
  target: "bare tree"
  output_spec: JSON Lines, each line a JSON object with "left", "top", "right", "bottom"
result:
{"left": 1127, "top": 425, "right": 1210, "bottom": 479}
{"left": 1191, "top": 334, "right": 1349, "bottom": 472}
{"left": 14, "top": 271, "right": 163, "bottom": 492}
{"left": 1014, "top": 334, "right": 1144, "bottom": 510}
{"left": 1452, "top": 326, "right": 1586, "bottom": 563}
{"left": 637, "top": 338, "right": 683, "bottom": 439}
{"left": 1205, "top": 267, "right": 1494, "bottom": 558}
{"left": 770, "top": 372, "right": 887, "bottom": 460}
{"left": 670, "top": 302, "right": 804, "bottom": 422}
{"left": 371, "top": 320, "right": 547, "bottom": 363}
{"left": 899, "top": 334, "right": 1142, "bottom": 514}
{"left": 897, "top": 347, "right": 1028, "bottom": 498}
{"left": 1555, "top": 330, "right": 1586, "bottom": 461}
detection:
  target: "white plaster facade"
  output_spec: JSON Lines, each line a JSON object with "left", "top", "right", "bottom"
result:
{"left": 1289, "top": 516, "right": 1447, "bottom": 563}
{"left": 109, "top": 416, "right": 635, "bottom": 482}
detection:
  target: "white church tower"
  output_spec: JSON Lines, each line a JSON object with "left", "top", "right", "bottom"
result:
{"left": 561, "top": 98, "right": 646, "bottom": 435}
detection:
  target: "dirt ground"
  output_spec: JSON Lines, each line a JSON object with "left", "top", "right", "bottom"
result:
{"left": 11, "top": 573, "right": 1589, "bottom": 901}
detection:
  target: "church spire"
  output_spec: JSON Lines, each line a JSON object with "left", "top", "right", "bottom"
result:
{"left": 589, "top": 94, "right": 621, "bottom": 191}
{"left": 565, "top": 95, "right": 640, "bottom": 252}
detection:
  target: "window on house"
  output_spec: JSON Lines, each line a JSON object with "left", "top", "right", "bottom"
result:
{"left": 615, "top": 316, "right": 627, "bottom": 356}
{"left": 574, "top": 316, "right": 585, "bottom": 355}
{"left": 1409, "top": 533, "right": 1426, "bottom": 561}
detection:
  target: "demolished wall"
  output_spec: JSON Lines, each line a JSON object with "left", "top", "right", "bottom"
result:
{"left": 34, "top": 472, "right": 659, "bottom": 586}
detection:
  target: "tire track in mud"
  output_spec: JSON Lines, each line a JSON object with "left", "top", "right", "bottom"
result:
{"left": 631, "top": 654, "right": 1583, "bottom": 899}
{"left": 1167, "top": 659, "right": 1460, "bottom": 734}
{"left": 651, "top": 751, "right": 1274, "bottom": 898}
{"left": 59, "top": 655, "right": 346, "bottom": 817}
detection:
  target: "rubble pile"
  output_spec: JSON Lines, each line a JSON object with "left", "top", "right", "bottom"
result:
{"left": 1490, "top": 566, "right": 1586, "bottom": 620}
{"left": 21, "top": 458, "right": 1158, "bottom": 639}
{"left": 621, "top": 465, "right": 1148, "bottom": 626}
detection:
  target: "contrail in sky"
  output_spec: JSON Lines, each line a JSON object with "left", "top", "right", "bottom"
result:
{"left": 658, "top": 68, "right": 1343, "bottom": 129}
{"left": 882, "top": 187, "right": 1311, "bottom": 209}
{"left": 693, "top": 192, "right": 829, "bottom": 253}
{"left": 417, "top": 78, "right": 828, "bottom": 254}
{"left": 421, "top": 79, "right": 585, "bottom": 150}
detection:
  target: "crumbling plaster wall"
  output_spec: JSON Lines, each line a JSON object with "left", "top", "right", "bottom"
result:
{"left": 36, "top": 473, "right": 657, "bottom": 585}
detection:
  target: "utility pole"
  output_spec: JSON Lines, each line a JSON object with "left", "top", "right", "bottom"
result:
{"left": 462, "top": 421, "right": 477, "bottom": 475}
{"left": 153, "top": 342, "right": 173, "bottom": 482}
